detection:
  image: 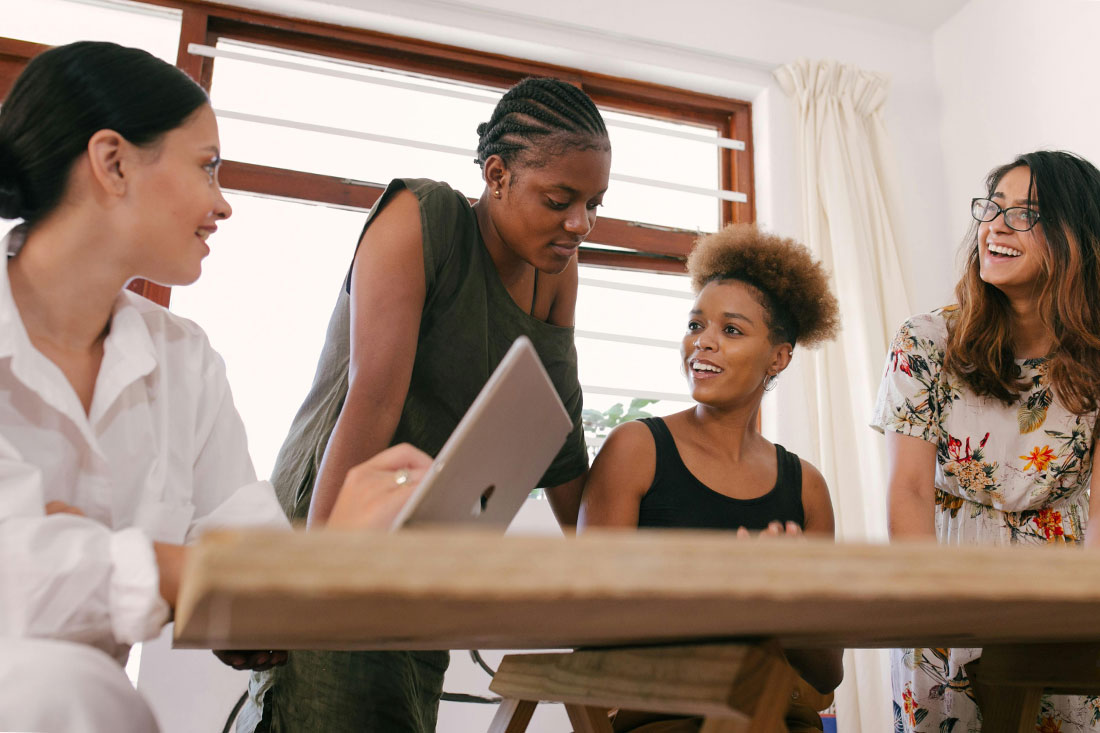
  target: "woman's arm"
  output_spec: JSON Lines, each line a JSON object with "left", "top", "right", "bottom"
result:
{"left": 308, "top": 190, "right": 427, "bottom": 526}
{"left": 577, "top": 421, "right": 655, "bottom": 530}
{"left": 210, "top": 443, "right": 430, "bottom": 672}
{"left": 545, "top": 472, "right": 587, "bottom": 530}
{"left": 799, "top": 459, "right": 835, "bottom": 537}
{"left": 161, "top": 442, "right": 432, "bottom": 616}
{"left": 885, "top": 431, "right": 938, "bottom": 538}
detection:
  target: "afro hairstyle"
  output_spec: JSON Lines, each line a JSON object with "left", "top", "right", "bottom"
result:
{"left": 686, "top": 223, "right": 840, "bottom": 348}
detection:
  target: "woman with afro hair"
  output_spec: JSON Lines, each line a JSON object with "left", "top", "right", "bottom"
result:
{"left": 579, "top": 223, "right": 843, "bottom": 732}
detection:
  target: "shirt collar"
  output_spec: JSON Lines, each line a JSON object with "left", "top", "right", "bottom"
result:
{"left": 91, "top": 288, "right": 158, "bottom": 423}
{"left": 0, "top": 227, "right": 159, "bottom": 430}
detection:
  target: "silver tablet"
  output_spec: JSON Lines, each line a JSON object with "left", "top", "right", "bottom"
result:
{"left": 390, "top": 335, "right": 573, "bottom": 530}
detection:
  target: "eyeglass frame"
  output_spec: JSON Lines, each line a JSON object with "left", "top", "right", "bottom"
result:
{"left": 971, "top": 197, "right": 1041, "bottom": 232}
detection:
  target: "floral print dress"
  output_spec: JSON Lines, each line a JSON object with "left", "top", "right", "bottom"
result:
{"left": 872, "top": 307, "right": 1099, "bottom": 733}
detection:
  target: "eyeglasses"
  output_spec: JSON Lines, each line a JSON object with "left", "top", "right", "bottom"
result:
{"left": 971, "top": 198, "right": 1041, "bottom": 232}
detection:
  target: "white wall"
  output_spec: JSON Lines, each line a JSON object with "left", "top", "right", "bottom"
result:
{"left": 934, "top": 0, "right": 1100, "bottom": 238}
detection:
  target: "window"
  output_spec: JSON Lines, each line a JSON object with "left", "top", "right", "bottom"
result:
{"left": 0, "top": 0, "right": 180, "bottom": 62}
{"left": 575, "top": 267, "right": 696, "bottom": 457}
{"left": 0, "top": 0, "right": 755, "bottom": 484}
{"left": 169, "top": 193, "right": 364, "bottom": 477}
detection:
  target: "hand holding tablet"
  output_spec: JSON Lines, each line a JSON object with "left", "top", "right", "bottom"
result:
{"left": 390, "top": 336, "right": 572, "bottom": 530}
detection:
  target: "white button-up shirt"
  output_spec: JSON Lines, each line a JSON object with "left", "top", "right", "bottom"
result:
{"left": 0, "top": 229, "right": 288, "bottom": 662}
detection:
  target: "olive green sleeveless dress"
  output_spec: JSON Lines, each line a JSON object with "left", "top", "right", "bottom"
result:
{"left": 238, "top": 178, "right": 587, "bottom": 733}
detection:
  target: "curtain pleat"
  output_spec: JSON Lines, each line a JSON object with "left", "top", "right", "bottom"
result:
{"left": 774, "top": 57, "right": 914, "bottom": 733}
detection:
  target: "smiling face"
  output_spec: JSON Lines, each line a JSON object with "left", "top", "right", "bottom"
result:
{"left": 124, "top": 104, "right": 231, "bottom": 286}
{"left": 681, "top": 279, "right": 792, "bottom": 408}
{"left": 978, "top": 165, "right": 1048, "bottom": 297}
{"left": 484, "top": 146, "right": 611, "bottom": 273}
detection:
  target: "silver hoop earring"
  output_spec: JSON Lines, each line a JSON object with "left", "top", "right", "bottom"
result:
{"left": 764, "top": 374, "right": 779, "bottom": 392}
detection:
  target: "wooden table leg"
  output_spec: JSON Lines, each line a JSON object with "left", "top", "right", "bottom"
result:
{"left": 970, "top": 683, "right": 1042, "bottom": 733}
{"left": 488, "top": 698, "right": 538, "bottom": 733}
{"left": 970, "top": 642, "right": 1100, "bottom": 731}
{"left": 564, "top": 704, "right": 614, "bottom": 733}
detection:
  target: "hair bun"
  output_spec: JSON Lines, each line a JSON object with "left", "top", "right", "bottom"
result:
{"left": 0, "top": 141, "right": 25, "bottom": 220}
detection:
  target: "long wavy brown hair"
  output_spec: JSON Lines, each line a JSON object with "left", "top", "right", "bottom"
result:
{"left": 945, "top": 151, "right": 1100, "bottom": 415}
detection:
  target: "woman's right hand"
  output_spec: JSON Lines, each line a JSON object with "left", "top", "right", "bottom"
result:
{"left": 326, "top": 443, "right": 432, "bottom": 530}
{"left": 736, "top": 521, "right": 804, "bottom": 538}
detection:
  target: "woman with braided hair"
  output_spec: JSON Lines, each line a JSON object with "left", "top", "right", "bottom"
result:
{"left": 240, "top": 77, "right": 611, "bottom": 732}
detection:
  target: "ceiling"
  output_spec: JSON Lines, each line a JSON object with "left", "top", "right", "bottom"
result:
{"left": 775, "top": 0, "right": 972, "bottom": 31}
{"left": 216, "top": 0, "right": 975, "bottom": 36}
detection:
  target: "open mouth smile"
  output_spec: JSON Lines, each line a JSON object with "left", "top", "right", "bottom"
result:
{"left": 689, "top": 358, "right": 724, "bottom": 378}
{"left": 987, "top": 242, "right": 1022, "bottom": 257}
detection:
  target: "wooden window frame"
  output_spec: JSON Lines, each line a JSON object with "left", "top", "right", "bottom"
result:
{"left": 1, "top": 0, "right": 754, "bottom": 303}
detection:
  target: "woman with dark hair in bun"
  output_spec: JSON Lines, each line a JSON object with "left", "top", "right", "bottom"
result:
{"left": 243, "top": 78, "right": 611, "bottom": 733}
{"left": 579, "top": 224, "right": 844, "bottom": 733}
{"left": 0, "top": 41, "right": 431, "bottom": 733}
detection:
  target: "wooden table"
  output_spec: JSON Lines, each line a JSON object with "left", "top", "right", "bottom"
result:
{"left": 175, "top": 529, "right": 1100, "bottom": 731}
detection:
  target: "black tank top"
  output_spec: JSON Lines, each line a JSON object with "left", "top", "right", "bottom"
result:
{"left": 636, "top": 417, "right": 805, "bottom": 531}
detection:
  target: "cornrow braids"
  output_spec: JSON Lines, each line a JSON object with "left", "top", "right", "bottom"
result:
{"left": 475, "top": 77, "right": 609, "bottom": 169}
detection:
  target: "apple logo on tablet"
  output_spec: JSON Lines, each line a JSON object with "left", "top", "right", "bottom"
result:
{"left": 473, "top": 485, "right": 495, "bottom": 516}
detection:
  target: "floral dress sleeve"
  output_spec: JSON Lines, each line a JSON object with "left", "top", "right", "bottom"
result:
{"left": 871, "top": 311, "right": 953, "bottom": 445}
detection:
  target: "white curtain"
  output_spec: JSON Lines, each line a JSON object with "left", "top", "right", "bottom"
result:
{"left": 773, "top": 58, "right": 914, "bottom": 733}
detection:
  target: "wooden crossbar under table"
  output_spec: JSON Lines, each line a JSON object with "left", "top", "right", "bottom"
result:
{"left": 486, "top": 642, "right": 837, "bottom": 733}
{"left": 174, "top": 529, "right": 1100, "bottom": 730}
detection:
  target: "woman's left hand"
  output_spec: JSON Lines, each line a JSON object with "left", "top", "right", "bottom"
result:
{"left": 327, "top": 443, "right": 433, "bottom": 530}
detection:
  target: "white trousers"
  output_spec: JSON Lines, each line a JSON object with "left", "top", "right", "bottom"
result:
{"left": 0, "top": 638, "right": 159, "bottom": 733}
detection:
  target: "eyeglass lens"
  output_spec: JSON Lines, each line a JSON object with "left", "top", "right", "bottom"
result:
{"left": 971, "top": 198, "right": 1038, "bottom": 231}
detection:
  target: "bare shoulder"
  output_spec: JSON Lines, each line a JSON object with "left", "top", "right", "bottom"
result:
{"left": 580, "top": 419, "right": 657, "bottom": 528}
{"left": 602, "top": 419, "right": 656, "bottom": 457}
{"left": 799, "top": 457, "right": 826, "bottom": 489}
{"left": 799, "top": 457, "right": 835, "bottom": 537}
{"left": 349, "top": 189, "right": 424, "bottom": 282}
{"left": 361, "top": 188, "right": 421, "bottom": 238}
{"left": 594, "top": 420, "right": 657, "bottom": 479}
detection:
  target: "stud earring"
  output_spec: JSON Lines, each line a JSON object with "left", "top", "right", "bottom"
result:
{"left": 493, "top": 189, "right": 502, "bottom": 198}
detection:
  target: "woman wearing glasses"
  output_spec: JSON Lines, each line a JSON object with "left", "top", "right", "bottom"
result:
{"left": 874, "top": 151, "right": 1100, "bottom": 732}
